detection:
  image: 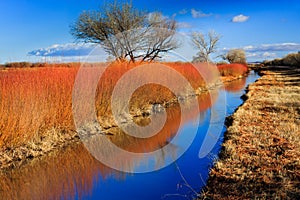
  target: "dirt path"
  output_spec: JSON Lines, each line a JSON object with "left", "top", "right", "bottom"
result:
{"left": 201, "top": 66, "right": 300, "bottom": 199}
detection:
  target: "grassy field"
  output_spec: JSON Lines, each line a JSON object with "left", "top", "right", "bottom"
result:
{"left": 201, "top": 66, "right": 300, "bottom": 199}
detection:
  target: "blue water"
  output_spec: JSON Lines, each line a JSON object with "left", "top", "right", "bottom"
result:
{"left": 75, "top": 71, "right": 260, "bottom": 200}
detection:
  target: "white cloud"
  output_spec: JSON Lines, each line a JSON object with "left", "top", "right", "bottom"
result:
{"left": 191, "top": 9, "right": 212, "bottom": 18}
{"left": 148, "top": 12, "right": 169, "bottom": 20}
{"left": 177, "top": 22, "right": 192, "bottom": 29}
{"left": 179, "top": 9, "right": 188, "bottom": 15}
{"left": 262, "top": 52, "right": 277, "bottom": 57}
{"left": 246, "top": 52, "right": 258, "bottom": 58}
{"left": 246, "top": 52, "right": 277, "bottom": 58}
{"left": 28, "top": 43, "right": 96, "bottom": 57}
{"left": 222, "top": 43, "right": 300, "bottom": 53}
{"left": 28, "top": 43, "right": 109, "bottom": 62}
{"left": 232, "top": 14, "right": 249, "bottom": 23}
{"left": 221, "top": 42, "right": 300, "bottom": 61}
{"left": 243, "top": 45, "right": 254, "bottom": 50}
{"left": 242, "top": 43, "right": 300, "bottom": 52}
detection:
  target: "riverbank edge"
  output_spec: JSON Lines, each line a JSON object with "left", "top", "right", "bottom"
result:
{"left": 200, "top": 66, "right": 300, "bottom": 199}
{"left": 0, "top": 74, "right": 246, "bottom": 173}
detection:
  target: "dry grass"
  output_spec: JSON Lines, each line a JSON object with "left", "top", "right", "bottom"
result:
{"left": 0, "top": 61, "right": 233, "bottom": 171}
{"left": 263, "top": 51, "right": 300, "bottom": 67}
{"left": 0, "top": 90, "right": 217, "bottom": 199}
{"left": 217, "top": 63, "right": 249, "bottom": 77}
{"left": 201, "top": 66, "right": 300, "bottom": 199}
{"left": 0, "top": 66, "right": 78, "bottom": 147}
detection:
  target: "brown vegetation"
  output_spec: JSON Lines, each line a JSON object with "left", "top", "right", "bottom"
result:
{"left": 201, "top": 66, "right": 300, "bottom": 199}
{"left": 217, "top": 63, "right": 249, "bottom": 77}
{"left": 0, "top": 94, "right": 215, "bottom": 199}
{"left": 225, "top": 49, "right": 247, "bottom": 64}
{"left": 0, "top": 61, "right": 235, "bottom": 171}
{"left": 263, "top": 51, "right": 300, "bottom": 67}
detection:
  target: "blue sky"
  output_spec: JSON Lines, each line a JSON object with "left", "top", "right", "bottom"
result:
{"left": 0, "top": 0, "right": 299, "bottom": 63}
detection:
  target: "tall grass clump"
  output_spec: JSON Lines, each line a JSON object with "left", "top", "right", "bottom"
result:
{"left": 0, "top": 62, "right": 220, "bottom": 149}
{"left": 0, "top": 67, "right": 78, "bottom": 147}
{"left": 217, "top": 63, "right": 249, "bottom": 77}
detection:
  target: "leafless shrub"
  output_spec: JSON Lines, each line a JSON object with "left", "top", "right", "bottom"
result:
{"left": 226, "top": 49, "right": 246, "bottom": 64}
{"left": 70, "top": 1, "right": 178, "bottom": 62}
{"left": 191, "top": 30, "right": 221, "bottom": 63}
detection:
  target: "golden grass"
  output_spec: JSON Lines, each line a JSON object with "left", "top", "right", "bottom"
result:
{"left": 217, "top": 63, "right": 249, "bottom": 77}
{"left": 201, "top": 66, "right": 300, "bottom": 199}
{"left": 0, "top": 67, "right": 78, "bottom": 147}
{"left": 0, "top": 91, "right": 216, "bottom": 199}
{"left": 0, "top": 61, "right": 235, "bottom": 171}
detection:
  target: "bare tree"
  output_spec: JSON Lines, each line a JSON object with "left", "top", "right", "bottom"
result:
{"left": 140, "top": 12, "right": 178, "bottom": 62}
{"left": 70, "top": 2, "right": 178, "bottom": 62}
{"left": 226, "top": 49, "right": 246, "bottom": 64}
{"left": 191, "top": 30, "right": 220, "bottom": 63}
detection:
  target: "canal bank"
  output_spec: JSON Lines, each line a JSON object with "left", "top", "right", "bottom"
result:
{"left": 200, "top": 66, "right": 300, "bottom": 199}
{"left": 0, "top": 71, "right": 260, "bottom": 200}
{"left": 0, "top": 69, "right": 247, "bottom": 173}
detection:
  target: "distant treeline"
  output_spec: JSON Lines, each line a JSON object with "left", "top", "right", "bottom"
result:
{"left": 0, "top": 62, "right": 82, "bottom": 68}
{"left": 263, "top": 51, "right": 300, "bottom": 67}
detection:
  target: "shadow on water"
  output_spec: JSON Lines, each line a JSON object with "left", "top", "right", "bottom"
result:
{"left": 0, "top": 72, "right": 260, "bottom": 200}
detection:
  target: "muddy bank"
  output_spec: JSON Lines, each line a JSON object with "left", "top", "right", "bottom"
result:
{"left": 201, "top": 66, "right": 300, "bottom": 199}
